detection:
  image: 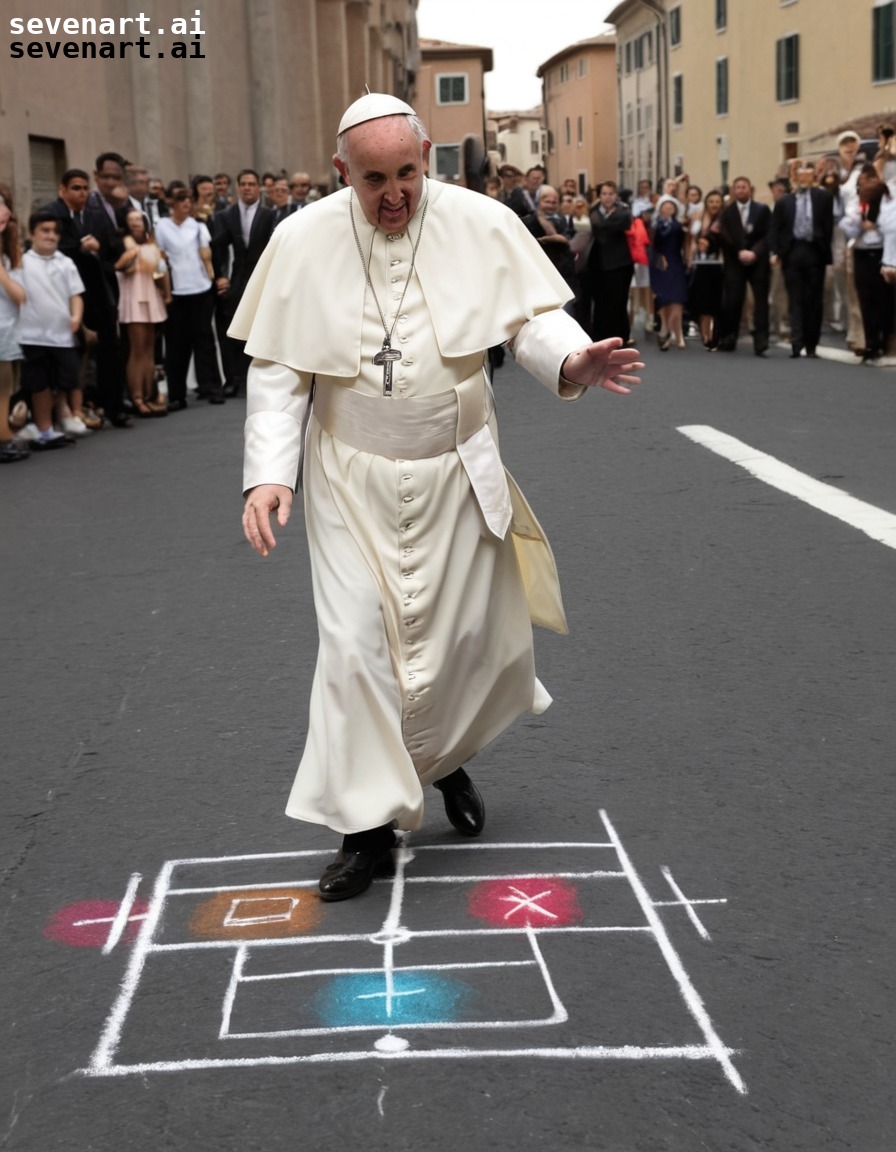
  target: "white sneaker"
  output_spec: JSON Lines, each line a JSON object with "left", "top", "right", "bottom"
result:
{"left": 18, "top": 422, "right": 41, "bottom": 442}
{"left": 61, "top": 416, "right": 93, "bottom": 436}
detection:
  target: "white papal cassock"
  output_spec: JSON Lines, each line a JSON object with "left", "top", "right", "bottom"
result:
{"left": 231, "top": 178, "right": 592, "bottom": 834}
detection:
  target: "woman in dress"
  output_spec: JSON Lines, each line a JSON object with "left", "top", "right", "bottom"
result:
{"left": 687, "top": 190, "right": 725, "bottom": 349}
{"left": 0, "top": 183, "right": 27, "bottom": 462}
{"left": 650, "top": 195, "right": 689, "bottom": 349}
{"left": 115, "top": 209, "right": 169, "bottom": 416}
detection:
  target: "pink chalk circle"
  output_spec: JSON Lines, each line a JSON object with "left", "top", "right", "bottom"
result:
{"left": 467, "top": 877, "right": 583, "bottom": 928}
{"left": 43, "top": 900, "right": 149, "bottom": 948}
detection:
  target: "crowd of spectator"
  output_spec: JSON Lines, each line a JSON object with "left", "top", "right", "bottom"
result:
{"left": 1, "top": 128, "right": 894, "bottom": 465}
{"left": 0, "top": 154, "right": 322, "bottom": 463}
{"left": 493, "top": 125, "right": 896, "bottom": 364}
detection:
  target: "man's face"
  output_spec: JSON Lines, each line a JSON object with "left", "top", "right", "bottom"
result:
{"left": 214, "top": 175, "right": 230, "bottom": 197}
{"left": 334, "top": 116, "right": 430, "bottom": 234}
{"left": 60, "top": 177, "right": 90, "bottom": 212}
{"left": 770, "top": 182, "right": 787, "bottom": 202}
{"left": 733, "top": 179, "right": 751, "bottom": 204}
{"left": 796, "top": 167, "right": 814, "bottom": 189}
{"left": 31, "top": 221, "right": 60, "bottom": 255}
{"left": 560, "top": 194, "right": 575, "bottom": 213}
{"left": 129, "top": 172, "right": 149, "bottom": 200}
{"left": 238, "top": 174, "right": 261, "bottom": 205}
{"left": 148, "top": 178, "right": 164, "bottom": 199}
{"left": 638, "top": 180, "right": 651, "bottom": 197}
{"left": 195, "top": 180, "right": 214, "bottom": 204}
{"left": 539, "top": 188, "right": 559, "bottom": 213}
{"left": 271, "top": 179, "right": 290, "bottom": 207}
{"left": 95, "top": 161, "right": 124, "bottom": 200}
{"left": 839, "top": 139, "right": 859, "bottom": 167}
{"left": 171, "top": 194, "right": 193, "bottom": 220}
{"left": 290, "top": 173, "right": 311, "bottom": 201}
{"left": 526, "top": 169, "right": 543, "bottom": 193}
{"left": 599, "top": 185, "right": 617, "bottom": 210}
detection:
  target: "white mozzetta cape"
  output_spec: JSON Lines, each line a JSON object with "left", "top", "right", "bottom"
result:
{"left": 230, "top": 178, "right": 576, "bottom": 371}
{"left": 236, "top": 180, "right": 592, "bottom": 835}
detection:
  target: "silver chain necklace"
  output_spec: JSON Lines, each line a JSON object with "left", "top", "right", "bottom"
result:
{"left": 349, "top": 188, "right": 429, "bottom": 396}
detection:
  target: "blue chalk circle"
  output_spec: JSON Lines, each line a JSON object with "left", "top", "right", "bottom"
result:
{"left": 311, "top": 971, "right": 472, "bottom": 1028}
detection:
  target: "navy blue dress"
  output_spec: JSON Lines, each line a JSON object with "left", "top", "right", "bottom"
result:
{"left": 650, "top": 217, "right": 688, "bottom": 307}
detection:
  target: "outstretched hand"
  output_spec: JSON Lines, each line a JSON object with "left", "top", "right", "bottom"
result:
{"left": 562, "top": 338, "right": 644, "bottom": 394}
{"left": 242, "top": 483, "right": 294, "bottom": 557}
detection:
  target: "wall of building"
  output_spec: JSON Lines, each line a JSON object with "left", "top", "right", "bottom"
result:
{"left": 415, "top": 44, "right": 490, "bottom": 183}
{"left": 612, "top": 2, "right": 665, "bottom": 191}
{"left": 659, "top": 0, "right": 896, "bottom": 196}
{"left": 542, "top": 40, "right": 617, "bottom": 192}
{"left": 0, "top": 0, "right": 418, "bottom": 214}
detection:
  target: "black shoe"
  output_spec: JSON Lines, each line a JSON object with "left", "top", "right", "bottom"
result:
{"left": 223, "top": 382, "right": 238, "bottom": 398}
{"left": 754, "top": 344, "right": 768, "bottom": 357}
{"left": 789, "top": 347, "right": 802, "bottom": 359}
{"left": 434, "top": 768, "right": 485, "bottom": 837}
{"left": 318, "top": 843, "right": 394, "bottom": 902}
{"left": 168, "top": 399, "right": 188, "bottom": 411}
{"left": 805, "top": 349, "right": 818, "bottom": 359}
{"left": 108, "top": 413, "right": 133, "bottom": 428}
{"left": 208, "top": 390, "right": 226, "bottom": 405}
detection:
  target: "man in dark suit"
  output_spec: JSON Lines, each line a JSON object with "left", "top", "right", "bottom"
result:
{"left": 717, "top": 176, "right": 772, "bottom": 356}
{"left": 770, "top": 162, "right": 834, "bottom": 358}
{"left": 45, "top": 167, "right": 130, "bottom": 426}
{"left": 211, "top": 168, "right": 275, "bottom": 396}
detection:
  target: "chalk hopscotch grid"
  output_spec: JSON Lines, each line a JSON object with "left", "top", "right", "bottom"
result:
{"left": 82, "top": 811, "right": 746, "bottom": 1093}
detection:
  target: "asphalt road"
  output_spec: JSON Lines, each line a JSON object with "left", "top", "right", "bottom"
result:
{"left": 2, "top": 336, "right": 893, "bottom": 1151}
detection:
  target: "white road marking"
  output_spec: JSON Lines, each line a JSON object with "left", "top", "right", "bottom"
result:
{"left": 678, "top": 424, "right": 896, "bottom": 550}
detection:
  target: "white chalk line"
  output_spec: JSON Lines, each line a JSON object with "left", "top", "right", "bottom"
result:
{"left": 237, "top": 960, "right": 536, "bottom": 984}
{"left": 164, "top": 870, "right": 625, "bottom": 898}
{"left": 100, "top": 872, "right": 143, "bottom": 955}
{"left": 143, "top": 925, "right": 653, "bottom": 954}
{"left": 657, "top": 867, "right": 728, "bottom": 941}
{"left": 81, "top": 1044, "right": 736, "bottom": 1076}
{"left": 88, "top": 859, "right": 176, "bottom": 1072}
{"left": 600, "top": 811, "right": 746, "bottom": 1095}
{"left": 159, "top": 841, "right": 615, "bottom": 875}
{"left": 678, "top": 424, "right": 896, "bottom": 550}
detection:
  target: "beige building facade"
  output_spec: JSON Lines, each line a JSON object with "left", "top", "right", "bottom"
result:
{"left": 608, "top": 0, "right": 896, "bottom": 198}
{"left": 608, "top": 0, "right": 667, "bottom": 191}
{"left": 489, "top": 110, "right": 545, "bottom": 174}
{"left": 537, "top": 34, "right": 618, "bottom": 194}
{"left": 414, "top": 39, "right": 492, "bottom": 185}
{"left": 0, "top": 0, "right": 419, "bottom": 215}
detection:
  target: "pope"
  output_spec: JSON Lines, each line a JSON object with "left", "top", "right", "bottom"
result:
{"left": 233, "top": 93, "right": 643, "bottom": 901}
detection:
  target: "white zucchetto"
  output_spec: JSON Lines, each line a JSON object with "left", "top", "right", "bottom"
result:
{"left": 337, "top": 93, "right": 416, "bottom": 135}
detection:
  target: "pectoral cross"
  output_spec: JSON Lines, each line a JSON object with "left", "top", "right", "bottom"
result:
{"left": 373, "top": 338, "right": 402, "bottom": 397}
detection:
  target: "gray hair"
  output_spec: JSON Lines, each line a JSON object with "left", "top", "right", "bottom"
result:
{"left": 335, "top": 112, "right": 430, "bottom": 166}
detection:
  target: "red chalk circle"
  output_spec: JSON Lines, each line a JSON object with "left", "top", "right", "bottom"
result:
{"left": 467, "top": 877, "right": 583, "bottom": 928}
{"left": 44, "top": 900, "right": 149, "bottom": 949}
